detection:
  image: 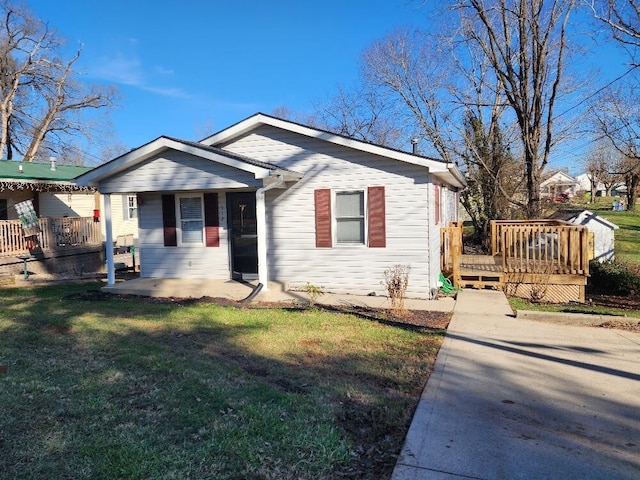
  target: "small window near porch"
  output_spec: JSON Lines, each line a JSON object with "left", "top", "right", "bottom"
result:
{"left": 126, "top": 195, "right": 137, "bottom": 220}
{"left": 336, "top": 191, "right": 365, "bottom": 244}
{"left": 177, "top": 195, "right": 204, "bottom": 244}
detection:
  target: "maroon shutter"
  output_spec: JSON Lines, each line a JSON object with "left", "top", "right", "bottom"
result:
{"left": 367, "top": 186, "right": 386, "bottom": 248}
{"left": 161, "top": 194, "right": 177, "bottom": 247}
{"left": 314, "top": 189, "right": 332, "bottom": 248}
{"left": 204, "top": 193, "right": 219, "bottom": 247}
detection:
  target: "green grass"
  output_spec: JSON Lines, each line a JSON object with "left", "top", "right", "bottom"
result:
{"left": 0, "top": 282, "right": 445, "bottom": 480}
{"left": 596, "top": 210, "right": 640, "bottom": 263}
{"left": 508, "top": 296, "right": 640, "bottom": 319}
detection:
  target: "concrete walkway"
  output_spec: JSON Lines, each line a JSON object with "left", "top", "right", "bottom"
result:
{"left": 392, "top": 289, "right": 640, "bottom": 480}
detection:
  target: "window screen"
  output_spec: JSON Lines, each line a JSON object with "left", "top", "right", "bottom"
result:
{"left": 178, "top": 196, "right": 203, "bottom": 244}
{"left": 335, "top": 191, "right": 364, "bottom": 244}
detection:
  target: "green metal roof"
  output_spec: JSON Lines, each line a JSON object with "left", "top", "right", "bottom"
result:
{"left": 0, "top": 160, "right": 92, "bottom": 181}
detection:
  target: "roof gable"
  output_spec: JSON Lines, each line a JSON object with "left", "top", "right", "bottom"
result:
{"left": 74, "top": 136, "right": 301, "bottom": 187}
{"left": 540, "top": 171, "right": 576, "bottom": 187}
{"left": 202, "top": 113, "right": 466, "bottom": 189}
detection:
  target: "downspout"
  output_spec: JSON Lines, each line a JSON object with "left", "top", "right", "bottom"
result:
{"left": 104, "top": 193, "right": 115, "bottom": 286}
{"left": 255, "top": 173, "right": 285, "bottom": 291}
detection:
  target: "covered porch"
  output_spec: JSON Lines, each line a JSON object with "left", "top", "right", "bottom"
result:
{"left": 441, "top": 220, "right": 593, "bottom": 303}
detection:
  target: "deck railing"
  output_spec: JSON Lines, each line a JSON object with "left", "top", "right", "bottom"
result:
{"left": 0, "top": 217, "right": 102, "bottom": 257}
{"left": 490, "top": 219, "right": 572, "bottom": 256}
{"left": 441, "top": 221, "right": 463, "bottom": 281}
{"left": 441, "top": 220, "right": 591, "bottom": 288}
{"left": 500, "top": 223, "right": 590, "bottom": 275}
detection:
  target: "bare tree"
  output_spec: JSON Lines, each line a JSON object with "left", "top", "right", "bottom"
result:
{"left": 0, "top": 0, "right": 116, "bottom": 162}
{"left": 583, "top": 140, "right": 621, "bottom": 200}
{"left": 589, "top": 0, "right": 640, "bottom": 55}
{"left": 593, "top": 86, "right": 640, "bottom": 210}
{"left": 312, "top": 85, "right": 405, "bottom": 147}
{"left": 459, "top": 0, "right": 576, "bottom": 218}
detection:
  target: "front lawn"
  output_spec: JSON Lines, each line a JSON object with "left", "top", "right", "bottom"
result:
{"left": 0, "top": 282, "right": 447, "bottom": 480}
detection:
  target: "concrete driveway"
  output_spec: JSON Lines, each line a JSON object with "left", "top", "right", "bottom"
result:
{"left": 393, "top": 289, "right": 640, "bottom": 480}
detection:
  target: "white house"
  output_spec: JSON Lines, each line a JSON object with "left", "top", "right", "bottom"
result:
{"left": 0, "top": 159, "right": 138, "bottom": 243}
{"left": 75, "top": 113, "right": 466, "bottom": 299}
{"left": 540, "top": 170, "right": 579, "bottom": 199}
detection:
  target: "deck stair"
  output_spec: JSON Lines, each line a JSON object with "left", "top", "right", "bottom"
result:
{"left": 457, "top": 254, "right": 503, "bottom": 289}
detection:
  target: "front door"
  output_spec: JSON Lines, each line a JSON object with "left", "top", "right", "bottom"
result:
{"left": 226, "top": 192, "right": 258, "bottom": 279}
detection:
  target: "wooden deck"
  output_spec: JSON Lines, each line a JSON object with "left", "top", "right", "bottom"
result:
{"left": 441, "top": 220, "right": 591, "bottom": 302}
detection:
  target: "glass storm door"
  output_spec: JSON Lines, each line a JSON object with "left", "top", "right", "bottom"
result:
{"left": 226, "top": 192, "right": 258, "bottom": 278}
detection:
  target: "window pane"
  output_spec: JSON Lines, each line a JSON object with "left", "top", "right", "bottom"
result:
{"left": 336, "top": 192, "right": 364, "bottom": 217}
{"left": 128, "top": 196, "right": 138, "bottom": 219}
{"left": 180, "top": 197, "right": 202, "bottom": 220}
{"left": 182, "top": 220, "right": 203, "bottom": 243}
{"left": 337, "top": 218, "right": 364, "bottom": 243}
{"left": 178, "top": 196, "right": 203, "bottom": 244}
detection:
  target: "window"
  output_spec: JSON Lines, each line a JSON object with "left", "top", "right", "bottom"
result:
{"left": 0, "top": 199, "right": 7, "bottom": 220}
{"left": 315, "top": 187, "right": 385, "bottom": 248}
{"left": 126, "top": 195, "right": 138, "bottom": 220}
{"left": 162, "top": 193, "right": 219, "bottom": 248}
{"left": 335, "top": 191, "right": 365, "bottom": 244}
{"left": 177, "top": 195, "right": 204, "bottom": 244}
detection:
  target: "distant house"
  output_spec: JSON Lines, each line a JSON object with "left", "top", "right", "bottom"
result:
{"left": 0, "top": 159, "right": 138, "bottom": 278}
{"left": 540, "top": 170, "right": 579, "bottom": 199}
{"left": 575, "top": 173, "right": 606, "bottom": 197}
{"left": 75, "top": 113, "right": 466, "bottom": 299}
{"left": 550, "top": 209, "right": 618, "bottom": 262}
{"left": 0, "top": 158, "right": 138, "bottom": 242}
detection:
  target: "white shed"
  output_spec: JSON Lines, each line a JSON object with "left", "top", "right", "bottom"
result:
{"left": 553, "top": 210, "right": 618, "bottom": 262}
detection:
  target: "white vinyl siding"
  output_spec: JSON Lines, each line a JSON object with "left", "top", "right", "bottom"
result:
{"left": 222, "top": 126, "right": 437, "bottom": 298}
{"left": 138, "top": 193, "right": 229, "bottom": 279}
{"left": 98, "top": 151, "right": 262, "bottom": 193}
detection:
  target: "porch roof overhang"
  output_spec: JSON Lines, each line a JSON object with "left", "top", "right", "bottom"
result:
{"left": 74, "top": 136, "right": 302, "bottom": 190}
{"left": 0, "top": 178, "right": 95, "bottom": 193}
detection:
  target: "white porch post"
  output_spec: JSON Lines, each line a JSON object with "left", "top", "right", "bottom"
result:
{"left": 255, "top": 174, "right": 284, "bottom": 291}
{"left": 255, "top": 189, "right": 268, "bottom": 290}
{"left": 104, "top": 193, "right": 115, "bottom": 286}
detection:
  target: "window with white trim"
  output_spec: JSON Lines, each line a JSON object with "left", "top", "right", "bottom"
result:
{"left": 177, "top": 195, "right": 204, "bottom": 244}
{"left": 126, "top": 195, "right": 138, "bottom": 220}
{"left": 335, "top": 191, "right": 365, "bottom": 244}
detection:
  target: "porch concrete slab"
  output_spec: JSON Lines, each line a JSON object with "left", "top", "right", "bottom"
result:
{"left": 101, "top": 277, "right": 456, "bottom": 312}
{"left": 392, "top": 289, "right": 640, "bottom": 480}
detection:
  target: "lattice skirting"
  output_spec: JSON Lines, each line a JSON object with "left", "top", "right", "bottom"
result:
{"left": 504, "top": 282, "right": 584, "bottom": 304}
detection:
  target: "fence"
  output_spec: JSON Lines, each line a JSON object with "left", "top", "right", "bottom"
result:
{"left": 0, "top": 217, "right": 102, "bottom": 256}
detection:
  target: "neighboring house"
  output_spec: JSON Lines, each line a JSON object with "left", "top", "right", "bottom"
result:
{"left": 75, "top": 113, "right": 466, "bottom": 299}
{"left": 540, "top": 170, "right": 579, "bottom": 199}
{"left": 550, "top": 209, "right": 618, "bottom": 262}
{"left": 0, "top": 159, "right": 138, "bottom": 242}
{"left": 575, "top": 173, "right": 606, "bottom": 197}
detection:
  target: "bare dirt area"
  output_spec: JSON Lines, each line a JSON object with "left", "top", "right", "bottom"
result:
{"left": 586, "top": 293, "right": 640, "bottom": 332}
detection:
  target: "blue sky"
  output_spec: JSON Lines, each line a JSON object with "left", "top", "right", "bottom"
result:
{"left": 27, "top": 1, "right": 633, "bottom": 173}
{"left": 29, "top": 0, "right": 426, "bottom": 163}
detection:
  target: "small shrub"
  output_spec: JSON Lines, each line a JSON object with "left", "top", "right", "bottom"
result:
{"left": 302, "top": 282, "right": 324, "bottom": 307}
{"left": 589, "top": 259, "right": 640, "bottom": 295}
{"left": 383, "top": 264, "right": 411, "bottom": 311}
